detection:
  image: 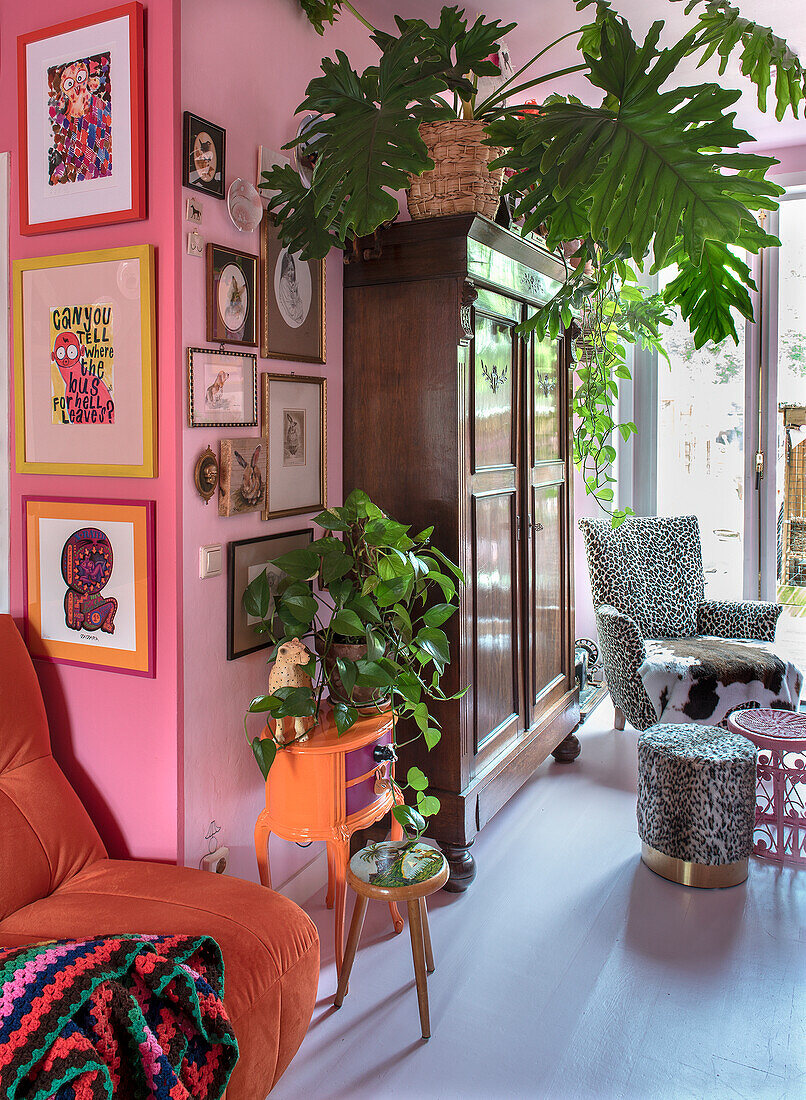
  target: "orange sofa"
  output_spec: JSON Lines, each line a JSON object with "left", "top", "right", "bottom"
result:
{"left": 0, "top": 615, "right": 318, "bottom": 1098}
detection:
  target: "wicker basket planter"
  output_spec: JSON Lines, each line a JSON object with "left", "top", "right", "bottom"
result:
{"left": 407, "top": 119, "right": 504, "bottom": 221}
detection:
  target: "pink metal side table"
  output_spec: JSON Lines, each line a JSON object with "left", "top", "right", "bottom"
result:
{"left": 726, "top": 708, "right": 806, "bottom": 866}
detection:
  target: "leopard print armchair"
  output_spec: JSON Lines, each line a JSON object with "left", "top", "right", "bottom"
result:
{"left": 579, "top": 515, "right": 787, "bottom": 730}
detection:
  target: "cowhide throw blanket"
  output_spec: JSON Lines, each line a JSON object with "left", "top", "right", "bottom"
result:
{"left": 639, "top": 636, "right": 803, "bottom": 727}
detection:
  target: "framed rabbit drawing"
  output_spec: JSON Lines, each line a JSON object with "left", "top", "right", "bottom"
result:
{"left": 218, "top": 437, "right": 267, "bottom": 517}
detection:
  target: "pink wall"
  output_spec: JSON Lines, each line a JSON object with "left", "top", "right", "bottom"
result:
{"left": 2, "top": 1, "right": 183, "bottom": 861}
{"left": 180, "top": 0, "right": 379, "bottom": 884}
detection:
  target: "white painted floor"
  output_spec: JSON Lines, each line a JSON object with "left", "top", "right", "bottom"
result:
{"left": 272, "top": 701, "right": 806, "bottom": 1100}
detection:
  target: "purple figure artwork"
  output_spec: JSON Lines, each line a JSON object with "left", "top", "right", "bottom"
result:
{"left": 52, "top": 330, "right": 115, "bottom": 424}
{"left": 47, "top": 52, "right": 112, "bottom": 185}
{"left": 61, "top": 527, "right": 117, "bottom": 634}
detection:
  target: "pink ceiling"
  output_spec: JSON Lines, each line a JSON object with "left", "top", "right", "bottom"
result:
{"left": 361, "top": 0, "right": 806, "bottom": 150}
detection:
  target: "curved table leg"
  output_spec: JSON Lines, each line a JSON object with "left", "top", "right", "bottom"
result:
{"left": 387, "top": 807, "right": 404, "bottom": 935}
{"left": 254, "top": 814, "right": 272, "bottom": 889}
{"left": 326, "top": 836, "right": 349, "bottom": 975}
{"left": 326, "top": 844, "right": 335, "bottom": 910}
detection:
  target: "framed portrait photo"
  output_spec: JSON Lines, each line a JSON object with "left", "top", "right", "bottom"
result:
{"left": 24, "top": 496, "right": 155, "bottom": 677}
{"left": 17, "top": 3, "right": 145, "bottom": 236}
{"left": 227, "top": 528, "right": 313, "bottom": 660}
{"left": 13, "top": 245, "right": 156, "bottom": 478}
{"left": 262, "top": 373, "right": 327, "bottom": 520}
{"left": 260, "top": 214, "right": 325, "bottom": 363}
{"left": 207, "top": 244, "right": 258, "bottom": 347}
{"left": 183, "top": 112, "right": 226, "bottom": 199}
{"left": 187, "top": 347, "right": 257, "bottom": 428}
{"left": 219, "top": 436, "right": 268, "bottom": 517}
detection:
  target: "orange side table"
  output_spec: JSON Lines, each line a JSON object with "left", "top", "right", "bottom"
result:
{"left": 254, "top": 706, "right": 405, "bottom": 974}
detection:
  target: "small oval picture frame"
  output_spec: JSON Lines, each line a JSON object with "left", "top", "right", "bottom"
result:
{"left": 194, "top": 445, "right": 219, "bottom": 504}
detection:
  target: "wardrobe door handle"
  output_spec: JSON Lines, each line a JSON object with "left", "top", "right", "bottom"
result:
{"left": 532, "top": 522, "right": 544, "bottom": 533}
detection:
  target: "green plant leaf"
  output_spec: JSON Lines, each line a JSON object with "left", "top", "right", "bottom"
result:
{"left": 345, "top": 594, "right": 382, "bottom": 624}
{"left": 423, "top": 602, "right": 457, "bottom": 628}
{"left": 270, "top": 686, "right": 317, "bottom": 718}
{"left": 331, "top": 608, "right": 365, "bottom": 637}
{"left": 333, "top": 700, "right": 359, "bottom": 735}
{"left": 407, "top": 766, "right": 429, "bottom": 791}
{"left": 251, "top": 736, "right": 277, "bottom": 781}
{"left": 321, "top": 548, "right": 354, "bottom": 585}
{"left": 662, "top": 237, "right": 758, "bottom": 348}
{"left": 335, "top": 657, "right": 357, "bottom": 697}
{"left": 413, "top": 525, "right": 434, "bottom": 543}
{"left": 374, "top": 576, "right": 412, "bottom": 608}
{"left": 672, "top": 0, "right": 806, "bottom": 120}
{"left": 415, "top": 627, "right": 450, "bottom": 666}
{"left": 242, "top": 568, "right": 272, "bottom": 620}
{"left": 415, "top": 793, "right": 441, "bottom": 817}
{"left": 247, "top": 694, "right": 278, "bottom": 714}
{"left": 490, "top": 16, "right": 780, "bottom": 272}
{"left": 279, "top": 592, "right": 319, "bottom": 623}
{"left": 424, "top": 726, "right": 442, "bottom": 750}
{"left": 364, "top": 517, "right": 411, "bottom": 548}
{"left": 355, "top": 659, "right": 395, "bottom": 687}
{"left": 301, "top": 34, "right": 453, "bottom": 238}
{"left": 272, "top": 548, "right": 319, "bottom": 580}
{"left": 365, "top": 627, "right": 386, "bottom": 661}
{"left": 313, "top": 507, "right": 351, "bottom": 531}
{"left": 392, "top": 804, "right": 426, "bottom": 836}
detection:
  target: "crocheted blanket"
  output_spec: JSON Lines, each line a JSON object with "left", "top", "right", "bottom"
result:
{"left": 639, "top": 636, "right": 803, "bottom": 727}
{"left": 0, "top": 934, "right": 238, "bottom": 1100}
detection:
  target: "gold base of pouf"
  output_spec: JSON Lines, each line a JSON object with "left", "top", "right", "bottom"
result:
{"left": 641, "top": 842, "right": 748, "bottom": 888}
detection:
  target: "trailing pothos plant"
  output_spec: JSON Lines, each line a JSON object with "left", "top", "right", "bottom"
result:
{"left": 242, "top": 489, "right": 466, "bottom": 839}
{"left": 263, "top": 0, "right": 805, "bottom": 521}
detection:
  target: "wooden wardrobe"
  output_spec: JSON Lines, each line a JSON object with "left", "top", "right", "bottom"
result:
{"left": 343, "top": 215, "right": 580, "bottom": 891}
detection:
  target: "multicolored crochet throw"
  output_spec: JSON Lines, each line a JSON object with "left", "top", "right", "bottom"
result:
{"left": 0, "top": 934, "right": 238, "bottom": 1099}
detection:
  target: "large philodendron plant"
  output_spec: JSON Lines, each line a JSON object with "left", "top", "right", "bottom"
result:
{"left": 263, "top": 0, "right": 805, "bottom": 519}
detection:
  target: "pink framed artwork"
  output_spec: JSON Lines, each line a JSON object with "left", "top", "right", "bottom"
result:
{"left": 13, "top": 245, "right": 156, "bottom": 477}
{"left": 23, "top": 496, "right": 156, "bottom": 677}
{"left": 17, "top": 3, "right": 145, "bottom": 235}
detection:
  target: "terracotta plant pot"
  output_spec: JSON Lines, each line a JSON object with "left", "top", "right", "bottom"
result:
{"left": 406, "top": 119, "right": 505, "bottom": 221}
{"left": 315, "top": 634, "right": 390, "bottom": 709}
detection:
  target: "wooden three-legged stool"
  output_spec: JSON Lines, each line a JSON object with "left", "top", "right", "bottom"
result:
{"left": 334, "top": 841, "right": 449, "bottom": 1039}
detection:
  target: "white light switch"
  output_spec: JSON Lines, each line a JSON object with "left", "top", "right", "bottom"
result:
{"left": 200, "top": 544, "right": 223, "bottom": 579}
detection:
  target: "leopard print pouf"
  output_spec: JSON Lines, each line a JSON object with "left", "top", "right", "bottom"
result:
{"left": 637, "top": 724, "right": 757, "bottom": 888}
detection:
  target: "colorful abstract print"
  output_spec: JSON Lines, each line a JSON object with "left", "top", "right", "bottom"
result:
{"left": 47, "top": 53, "right": 112, "bottom": 186}
{"left": 0, "top": 934, "right": 238, "bottom": 1100}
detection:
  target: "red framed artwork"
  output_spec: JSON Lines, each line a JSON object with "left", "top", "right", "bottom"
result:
{"left": 17, "top": 3, "right": 146, "bottom": 235}
{"left": 23, "top": 497, "right": 156, "bottom": 677}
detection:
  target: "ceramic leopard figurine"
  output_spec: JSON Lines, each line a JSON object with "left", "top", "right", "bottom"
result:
{"left": 268, "top": 638, "right": 313, "bottom": 744}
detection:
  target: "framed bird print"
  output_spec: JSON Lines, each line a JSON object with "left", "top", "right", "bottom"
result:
{"left": 187, "top": 347, "right": 258, "bottom": 428}
{"left": 260, "top": 214, "right": 325, "bottom": 363}
{"left": 183, "top": 112, "right": 226, "bottom": 198}
{"left": 13, "top": 245, "right": 156, "bottom": 477}
{"left": 207, "top": 244, "right": 258, "bottom": 347}
{"left": 17, "top": 3, "right": 146, "bottom": 235}
{"left": 261, "top": 373, "right": 326, "bottom": 520}
{"left": 23, "top": 496, "right": 155, "bottom": 676}
{"left": 218, "top": 437, "right": 268, "bottom": 517}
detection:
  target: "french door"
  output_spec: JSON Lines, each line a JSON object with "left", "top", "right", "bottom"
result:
{"left": 624, "top": 187, "right": 806, "bottom": 669}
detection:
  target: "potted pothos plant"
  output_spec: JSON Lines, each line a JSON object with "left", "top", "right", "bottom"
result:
{"left": 242, "top": 488, "right": 465, "bottom": 840}
{"left": 262, "top": 0, "right": 805, "bottom": 520}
